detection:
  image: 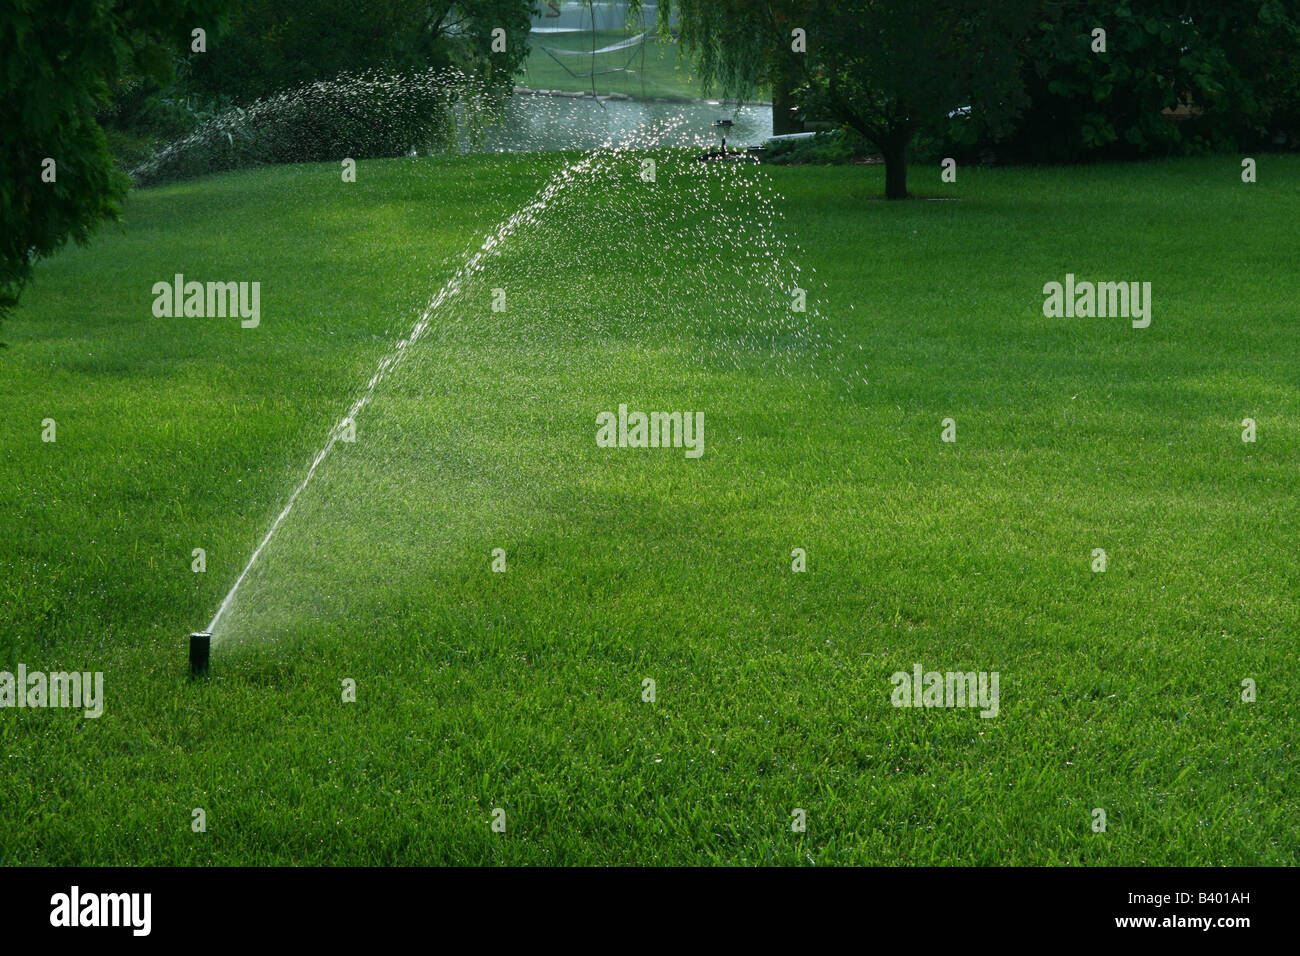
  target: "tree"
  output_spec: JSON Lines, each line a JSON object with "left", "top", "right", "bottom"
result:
{"left": 0, "top": 0, "right": 228, "bottom": 333}
{"left": 184, "top": 0, "right": 534, "bottom": 103}
{"left": 652, "top": 1, "right": 1036, "bottom": 198}
{"left": 1001, "top": 1, "right": 1300, "bottom": 161}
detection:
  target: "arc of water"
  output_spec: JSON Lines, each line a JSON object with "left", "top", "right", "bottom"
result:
{"left": 207, "top": 151, "right": 609, "bottom": 636}
{"left": 206, "top": 120, "right": 689, "bottom": 638}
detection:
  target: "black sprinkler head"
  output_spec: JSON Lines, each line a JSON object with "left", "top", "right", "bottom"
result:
{"left": 189, "top": 632, "right": 212, "bottom": 676}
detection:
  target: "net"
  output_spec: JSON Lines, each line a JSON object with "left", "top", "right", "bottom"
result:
{"left": 519, "top": 1, "right": 701, "bottom": 101}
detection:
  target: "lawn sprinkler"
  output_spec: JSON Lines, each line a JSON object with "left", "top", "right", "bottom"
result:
{"left": 713, "top": 118, "right": 734, "bottom": 151}
{"left": 697, "top": 119, "right": 739, "bottom": 163}
{"left": 189, "top": 632, "right": 212, "bottom": 676}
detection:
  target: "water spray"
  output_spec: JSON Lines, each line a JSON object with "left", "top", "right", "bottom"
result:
{"left": 186, "top": 137, "right": 655, "bottom": 673}
{"left": 181, "top": 110, "right": 822, "bottom": 673}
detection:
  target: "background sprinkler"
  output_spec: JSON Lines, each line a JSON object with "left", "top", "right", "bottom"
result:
{"left": 713, "top": 118, "right": 734, "bottom": 151}
{"left": 189, "top": 632, "right": 211, "bottom": 676}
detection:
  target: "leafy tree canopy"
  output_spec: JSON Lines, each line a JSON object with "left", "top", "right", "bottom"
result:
{"left": 184, "top": 0, "right": 534, "bottom": 103}
{"left": 1, "top": 0, "right": 229, "bottom": 330}
{"left": 650, "top": 0, "right": 1037, "bottom": 198}
{"left": 1002, "top": 0, "right": 1300, "bottom": 160}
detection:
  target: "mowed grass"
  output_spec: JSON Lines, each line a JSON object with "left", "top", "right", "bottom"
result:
{"left": 1, "top": 151, "right": 1298, "bottom": 865}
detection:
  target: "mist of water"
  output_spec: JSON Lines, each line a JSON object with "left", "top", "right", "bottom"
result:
{"left": 182, "top": 72, "right": 856, "bottom": 647}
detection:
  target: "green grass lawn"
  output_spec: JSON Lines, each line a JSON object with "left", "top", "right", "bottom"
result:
{"left": 1, "top": 152, "right": 1297, "bottom": 865}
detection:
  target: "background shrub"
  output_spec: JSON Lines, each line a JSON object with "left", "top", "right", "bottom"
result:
{"left": 130, "top": 70, "right": 460, "bottom": 186}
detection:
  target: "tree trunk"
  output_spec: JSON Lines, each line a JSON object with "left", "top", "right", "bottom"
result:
{"left": 881, "top": 129, "right": 911, "bottom": 200}
{"left": 772, "top": 67, "right": 801, "bottom": 136}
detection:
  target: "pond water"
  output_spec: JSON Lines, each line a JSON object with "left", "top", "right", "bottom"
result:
{"left": 467, "top": 93, "right": 773, "bottom": 152}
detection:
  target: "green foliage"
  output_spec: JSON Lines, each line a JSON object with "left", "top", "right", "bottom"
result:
{"left": 130, "top": 70, "right": 462, "bottom": 186}
{"left": 656, "top": 1, "right": 1300, "bottom": 169}
{"left": 184, "top": 0, "right": 532, "bottom": 103}
{"left": 762, "top": 129, "right": 873, "bottom": 165}
{"left": 0, "top": 0, "right": 228, "bottom": 332}
{"left": 97, "top": 75, "right": 225, "bottom": 171}
{"left": 651, "top": 1, "right": 1037, "bottom": 198}
{"left": 647, "top": 0, "right": 775, "bottom": 101}
{"left": 1000, "top": 1, "right": 1300, "bottom": 161}
{"left": 120, "top": 1, "right": 535, "bottom": 186}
